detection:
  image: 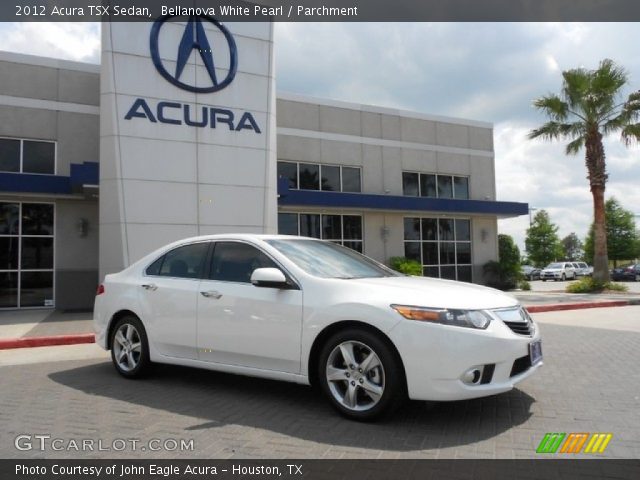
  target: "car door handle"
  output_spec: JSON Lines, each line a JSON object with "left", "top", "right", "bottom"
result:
{"left": 141, "top": 283, "right": 158, "bottom": 291}
{"left": 201, "top": 290, "right": 222, "bottom": 299}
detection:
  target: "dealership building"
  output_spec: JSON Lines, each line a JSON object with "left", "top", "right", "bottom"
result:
{"left": 0, "top": 19, "right": 527, "bottom": 310}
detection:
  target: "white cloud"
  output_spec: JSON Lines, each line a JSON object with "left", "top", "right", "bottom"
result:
{"left": 0, "top": 23, "right": 100, "bottom": 63}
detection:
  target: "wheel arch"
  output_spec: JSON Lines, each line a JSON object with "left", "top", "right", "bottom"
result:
{"left": 307, "top": 320, "right": 407, "bottom": 389}
{"left": 106, "top": 309, "right": 141, "bottom": 350}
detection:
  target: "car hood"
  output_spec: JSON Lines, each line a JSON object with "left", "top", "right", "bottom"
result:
{"left": 344, "top": 276, "right": 519, "bottom": 310}
{"left": 542, "top": 268, "right": 561, "bottom": 272}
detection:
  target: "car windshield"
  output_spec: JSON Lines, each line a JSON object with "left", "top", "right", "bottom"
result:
{"left": 546, "top": 263, "right": 563, "bottom": 269}
{"left": 266, "top": 239, "right": 400, "bottom": 279}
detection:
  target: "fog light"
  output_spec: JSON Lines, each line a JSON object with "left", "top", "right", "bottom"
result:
{"left": 462, "top": 368, "right": 481, "bottom": 385}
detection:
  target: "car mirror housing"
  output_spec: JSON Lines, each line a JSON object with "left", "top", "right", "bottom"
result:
{"left": 251, "top": 268, "right": 289, "bottom": 288}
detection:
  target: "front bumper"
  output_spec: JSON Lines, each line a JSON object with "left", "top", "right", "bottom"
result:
{"left": 541, "top": 271, "right": 562, "bottom": 279}
{"left": 388, "top": 314, "right": 542, "bottom": 401}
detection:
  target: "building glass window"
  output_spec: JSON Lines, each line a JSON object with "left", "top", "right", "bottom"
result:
{"left": 320, "top": 165, "right": 340, "bottom": 191}
{"left": 277, "top": 213, "right": 363, "bottom": 252}
{"left": 0, "top": 139, "right": 20, "bottom": 173}
{"left": 402, "top": 172, "right": 469, "bottom": 200}
{"left": 299, "top": 164, "right": 320, "bottom": 190}
{"left": 278, "top": 162, "right": 362, "bottom": 193}
{"left": 420, "top": 174, "right": 437, "bottom": 198}
{"left": 341, "top": 167, "right": 362, "bottom": 193}
{"left": 402, "top": 172, "right": 419, "bottom": 197}
{"left": 277, "top": 161, "right": 298, "bottom": 189}
{"left": 0, "top": 202, "right": 55, "bottom": 308}
{"left": 403, "top": 216, "right": 472, "bottom": 282}
{"left": 277, "top": 213, "right": 298, "bottom": 235}
{"left": 0, "top": 138, "right": 55, "bottom": 175}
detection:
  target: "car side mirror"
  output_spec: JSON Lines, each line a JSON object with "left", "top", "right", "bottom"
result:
{"left": 251, "top": 268, "right": 289, "bottom": 288}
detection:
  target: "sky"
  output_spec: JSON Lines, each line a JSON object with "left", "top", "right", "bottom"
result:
{"left": 0, "top": 21, "right": 639, "bottom": 253}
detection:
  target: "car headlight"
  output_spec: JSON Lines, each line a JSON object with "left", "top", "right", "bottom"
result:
{"left": 391, "top": 305, "right": 492, "bottom": 329}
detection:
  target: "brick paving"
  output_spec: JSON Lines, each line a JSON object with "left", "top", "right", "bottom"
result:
{"left": 0, "top": 320, "right": 639, "bottom": 459}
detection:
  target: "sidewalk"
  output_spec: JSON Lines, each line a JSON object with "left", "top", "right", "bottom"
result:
{"left": 1, "top": 291, "right": 638, "bottom": 349}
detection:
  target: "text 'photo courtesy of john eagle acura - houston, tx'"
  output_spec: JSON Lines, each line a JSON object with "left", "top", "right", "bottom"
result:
{"left": 94, "top": 235, "right": 542, "bottom": 420}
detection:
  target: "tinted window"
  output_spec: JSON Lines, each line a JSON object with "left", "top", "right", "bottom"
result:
{"left": 0, "top": 238, "right": 19, "bottom": 270}
{"left": 278, "top": 213, "right": 298, "bottom": 235}
{"left": 321, "top": 165, "right": 340, "bottom": 191}
{"left": 437, "top": 176, "right": 453, "bottom": 199}
{"left": 455, "top": 219, "right": 471, "bottom": 241}
{"left": 404, "top": 218, "right": 420, "bottom": 240}
{"left": 20, "top": 271, "right": 53, "bottom": 307}
{"left": 420, "top": 174, "right": 437, "bottom": 197}
{"left": 22, "top": 141, "right": 55, "bottom": 174}
{"left": 300, "top": 213, "right": 321, "bottom": 238}
{"left": 322, "top": 215, "right": 342, "bottom": 240}
{"left": 0, "top": 139, "right": 20, "bottom": 173}
{"left": 0, "top": 272, "right": 18, "bottom": 308}
{"left": 402, "top": 172, "right": 419, "bottom": 196}
{"left": 145, "top": 256, "right": 164, "bottom": 276}
{"left": 209, "top": 242, "right": 277, "bottom": 283}
{"left": 299, "top": 164, "right": 320, "bottom": 190}
{"left": 342, "top": 167, "right": 361, "bottom": 193}
{"left": 21, "top": 237, "right": 53, "bottom": 269}
{"left": 277, "top": 161, "right": 298, "bottom": 189}
{"left": 0, "top": 203, "right": 19, "bottom": 235}
{"left": 342, "top": 216, "right": 362, "bottom": 240}
{"left": 158, "top": 242, "right": 208, "bottom": 279}
{"left": 453, "top": 176, "right": 469, "bottom": 199}
{"left": 21, "top": 204, "right": 54, "bottom": 235}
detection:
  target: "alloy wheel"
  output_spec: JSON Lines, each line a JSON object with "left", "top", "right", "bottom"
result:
{"left": 113, "top": 323, "right": 142, "bottom": 372}
{"left": 325, "top": 340, "right": 385, "bottom": 412}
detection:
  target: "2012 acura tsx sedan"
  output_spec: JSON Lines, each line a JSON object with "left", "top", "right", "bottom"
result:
{"left": 94, "top": 234, "right": 542, "bottom": 420}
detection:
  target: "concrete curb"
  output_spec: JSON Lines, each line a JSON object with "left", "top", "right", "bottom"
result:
{"left": 0, "top": 333, "right": 95, "bottom": 350}
{"left": 527, "top": 299, "right": 639, "bottom": 313}
{"left": 0, "top": 299, "right": 638, "bottom": 350}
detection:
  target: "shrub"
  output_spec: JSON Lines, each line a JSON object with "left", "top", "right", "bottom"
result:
{"left": 483, "top": 260, "right": 519, "bottom": 290}
{"left": 389, "top": 257, "right": 422, "bottom": 276}
{"left": 566, "top": 277, "right": 628, "bottom": 293}
{"left": 519, "top": 280, "right": 531, "bottom": 291}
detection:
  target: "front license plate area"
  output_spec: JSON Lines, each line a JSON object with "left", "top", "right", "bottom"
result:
{"left": 529, "top": 340, "right": 543, "bottom": 366}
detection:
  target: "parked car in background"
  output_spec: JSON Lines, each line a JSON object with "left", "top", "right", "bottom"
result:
{"left": 611, "top": 264, "right": 640, "bottom": 282}
{"left": 521, "top": 265, "right": 541, "bottom": 281}
{"left": 540, "top": 262, "right": 576, "bottom": 281}
{"left": 572, "top": 262, "right": 593, "bottom": 277}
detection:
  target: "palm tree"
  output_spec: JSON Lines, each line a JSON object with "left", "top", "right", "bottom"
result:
{"left": 528, "top": 59, "right": 640, "bottom": 282}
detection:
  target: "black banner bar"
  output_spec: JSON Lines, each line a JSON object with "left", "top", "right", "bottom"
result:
{"left": 3, "top": 459, "right": 640, "bottom": 480}
{"left": 4, "top": 0, "right": 640, "bottom": 22}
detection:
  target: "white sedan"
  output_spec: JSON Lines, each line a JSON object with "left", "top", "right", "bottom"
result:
{"left": 94, "top": 234, "right": 542, "bottom": 420}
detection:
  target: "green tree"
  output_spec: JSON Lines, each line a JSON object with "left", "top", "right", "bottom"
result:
{"left": 483, "top": 234, "right": 521, "bottom": 290}
{"left": 528, "top": 59, "right": 640, "bottom": 281}
{"left": 584, "top": 197, "right": 639, "bottom": 266}
{"left": 561, "top": 232, "right": 584, "bottom": 261}
{"left": 525, "top": 210, "right": 563, "bottom": 267}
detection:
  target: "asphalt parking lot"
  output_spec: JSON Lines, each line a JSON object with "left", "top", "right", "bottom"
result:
{"left": 1, "top": 307, "right": 639, "bottom": 460}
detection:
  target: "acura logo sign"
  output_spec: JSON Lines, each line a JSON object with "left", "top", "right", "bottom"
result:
{"left": 150, "top": 15, "right": 238, "bottom": 93}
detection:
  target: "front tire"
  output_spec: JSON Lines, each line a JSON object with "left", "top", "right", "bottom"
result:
{"left": 318, "top": 329, "right": 405, "bottom": 421}
{"left": 110, "top": 315, "right": 151, "bottom": 378}
{"left": 561, "top": 273, "right": 566, "bottom": 281}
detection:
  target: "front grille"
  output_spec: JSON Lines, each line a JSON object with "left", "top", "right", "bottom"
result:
{"left": 493, "top": 307, "right": 534, "bottom": 336}
{"left": 504, "top": 320, "right": 533, "bottom": 336}
{"left": 510, "top": 355, "right": 530, "bottom": 377}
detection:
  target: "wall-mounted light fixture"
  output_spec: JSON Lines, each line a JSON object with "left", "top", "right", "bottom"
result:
{"left": 77, "top": 218, "right": 89, "bottom": 238}
{"left": 481, "top": 228, "right": 489, "bottom": 243}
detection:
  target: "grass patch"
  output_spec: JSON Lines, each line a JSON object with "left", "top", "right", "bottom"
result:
{"left": 565, "top": 277, "right": 628, "bottom": 293}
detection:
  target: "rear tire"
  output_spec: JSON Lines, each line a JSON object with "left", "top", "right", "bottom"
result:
{"left": 110, "top": 315, "right": 151, "bottom": 378}
{"left": 318, "top": 328, "right": 406, "bottom": 421}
